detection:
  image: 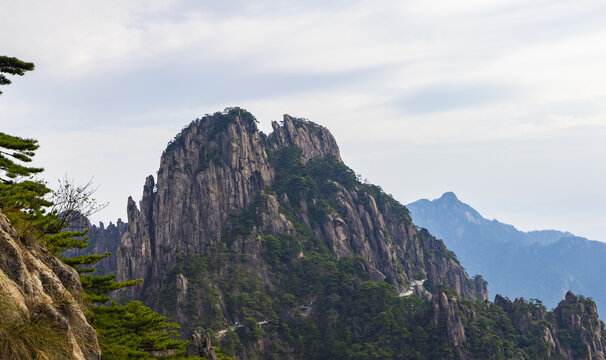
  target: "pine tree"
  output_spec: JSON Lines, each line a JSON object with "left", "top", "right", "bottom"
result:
{"left": 0, "top": 56, "right": 50, "bottom": 236}
{"left": 0, "top": 55, "right": 39, "bottom": 183}
{"left": 89, "top": 301, "right": 198, "bottom": 360}
{"left": 0, "top": 56, "right": 39, "bottom": 185}
{"left": 0, "top": 55, "right": 34, "bottom": 95}
{"left": 0, "top": 132, "right": 43, "bottom": 183}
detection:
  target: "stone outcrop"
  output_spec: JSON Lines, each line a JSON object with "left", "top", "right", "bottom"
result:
{"left": 118, "top": 109, "right": 482, "bottom": 303}
{"left": 430, "top": 290, "right": 606, "bottom": 360}
{"left": 115, "top": 109, "right": 486, "bottom": 355}
{"left": 108, "top": 108, "right": 606, "bottom": 359}
{"left": 493, "top": 291, "right": 606, "bottom": 360}
{"left": 0, "top": 212, "right": 101, "bottom": 359}
{"left": 117, "top": 196, "right": 153, "bottom": 297}
{"left": 473, "top": 274, "right": 489, "bottom": 301}
{"left": 431, "top": 289, "right": 469, "bottom": 358}
{"left": 554, "top": 291, "right": 606, "bottom": 360}
{"left": 268, "top": 114, "right": 342, "bottom": 163}
{"left": 118, "top": 110, "right": 274, "bottom": 289}
{"left": 186, "top": 330, "right": 219, "bottom": 360}
{"left": 85, "top": 219, "right": 127, "bottom": 275}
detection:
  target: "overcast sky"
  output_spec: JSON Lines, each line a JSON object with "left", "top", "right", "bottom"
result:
{"left": 2, "top": 0, "right": 606, "bottom": 241}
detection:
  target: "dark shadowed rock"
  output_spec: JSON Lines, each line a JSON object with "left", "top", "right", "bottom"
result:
{"left": 187, "top": 330, "right": 218, "bottom": 360}
{"left": 432, "top": 289, "right": 467, "bottom": 352}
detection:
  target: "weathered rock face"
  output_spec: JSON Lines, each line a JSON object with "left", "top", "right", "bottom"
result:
{"left": 0, "top": 212, "right": 101, "bottom": 359}
{"left": 430, "top": 290, "right": 606, "bottom": 360}
{"left": 268, "top": 114, "right": 342, "bottom": 163}
{"left": 115, "top": 109, "right": 486, "bottom": 357}
{"left": 431, "top": 290, "right": 468, "bottom": 357}
{"left": 473, "top": 274, "right": 489, "bottom": 301}
{"left": 111, "top": 108, "right": 606, "bottom": 359}
{"left": 118, "top": 109, "right": 481, "bottom": 300}
{"left": 117, "top": 196, "right": 153, "bottom": 297}
{"left": 118, "top": 110, "right": 274, "bottom": 289}
{"left": 554, "top": 291, "right": 606, "bottom": 360}
{"left": 492, "top": 291, "right": 606, "bottom": 360}
{"left": 186, "top": 330, "right": 219, "bottom": 360}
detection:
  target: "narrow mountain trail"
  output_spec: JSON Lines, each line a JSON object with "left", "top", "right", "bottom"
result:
{"left": 216, "top": 320, "right": 270, "bottom": 339}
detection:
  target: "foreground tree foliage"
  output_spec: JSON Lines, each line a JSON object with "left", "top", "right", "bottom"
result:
{"left": 0, "top": 131, "right": 51, "bottom": 239}
{"left": 89, "top": 301, "right": 195, "bottom": 360}
{"left": 0, "top": 132, "right": 43, "bottom": 182}
{"left": 0, "top": 55, "right": 34, "bottom": 95}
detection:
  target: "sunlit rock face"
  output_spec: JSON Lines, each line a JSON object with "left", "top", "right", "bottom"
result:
{"left": 0, "top": 212, "right": 101, "bottom": 360}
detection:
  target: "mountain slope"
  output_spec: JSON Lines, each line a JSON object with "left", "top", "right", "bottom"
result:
{"left": 407, "top": 192, "right": 606, "bottom": 310}
{"left": 114, "top": 109, "right": 484, "bottom": 357}
{"left": 103, "top": 108, "right": 606, "bottom": 359}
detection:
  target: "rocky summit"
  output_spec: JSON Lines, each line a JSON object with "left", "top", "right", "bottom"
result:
{"left": 78, "top": 108, "right": 606, "bottom": 359}
{"left": 117, "top": 109, "right": 484, "bottom": 302}
{"left": 112, "top": 108, "right": 482, "bottom": 355}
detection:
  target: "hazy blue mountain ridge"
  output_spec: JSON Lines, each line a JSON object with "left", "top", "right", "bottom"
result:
{"left": 407, "top": 192, "right": 605, "bottom": 310}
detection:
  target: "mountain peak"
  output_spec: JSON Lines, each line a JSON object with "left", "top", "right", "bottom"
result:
{"left": 117, "top": 109, "right": 485, "bottom": 336}
{"left": 439, "top": 191, "right": 459, "bottom": 202}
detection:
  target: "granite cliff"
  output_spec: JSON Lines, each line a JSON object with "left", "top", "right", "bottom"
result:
{"left": 117, "top": 109, "right": 483, "bottom": 300}
{"left": 114, "top": 109, "right": 485, "bottom": 356}
{"left": 107, "top": 108, "right": 606, "bottom": 359}
{"left": 0, "top": 212, "right": 101, "bottom": 359}
{"left": 431, "top": 288, "right": 606, "bottom": 360}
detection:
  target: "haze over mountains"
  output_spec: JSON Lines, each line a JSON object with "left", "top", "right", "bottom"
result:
{"left": 407, "top": 192, "right": 606, "bottom": 310}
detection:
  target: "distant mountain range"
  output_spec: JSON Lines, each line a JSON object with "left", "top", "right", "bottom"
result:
{"left": 408, "top": 192, "right": 606, "bottom": 310}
